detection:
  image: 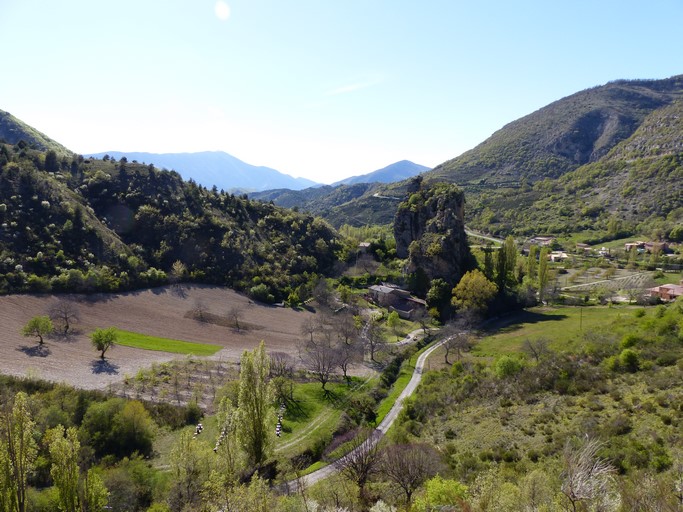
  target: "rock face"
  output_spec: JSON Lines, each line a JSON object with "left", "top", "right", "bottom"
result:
{"left": 394, "top": 180, "right": 475, "bottom": 286}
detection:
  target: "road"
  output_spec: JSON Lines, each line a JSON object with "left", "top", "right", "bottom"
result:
{"left": 464, "top": 227, "right": 504, "bottom": 245}
{"left": 284, "top": 335, "right": 448, "bottom": 491}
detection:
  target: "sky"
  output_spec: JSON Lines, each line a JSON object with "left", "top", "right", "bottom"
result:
{"left": 1, "top": 1, "right": 682, "bottom": 184}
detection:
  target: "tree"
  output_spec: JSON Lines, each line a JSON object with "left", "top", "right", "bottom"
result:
{"left": 451, "top": 269, "right": 497, "bottom": 314}
{"left": 269, "top": 352, "right": 295, "bottom": 378}
{"left": 170, "top": 260, "right": 187, "bottom": 282}
{"left": 413, "top": 475, "right": 468, "bottom": 511}
{"left": 22, "top": 315, "right": 53, "bottom": 345}
{"left": 442, "top": 331, "right": 473, "bottom": 365}
{"left": 49, "top": 298, "right": 80, "bottom": 335}
{"left": 228, "top": 306, "right": 244, "bottom": 332}
{"left": 527, "top": 245, "right": 538, "bottom": 281}
{"left": 300, "top": 317, "right": 316, "bottom": 343}
{"left": 312, "top": 277, "right": 334, "bottom": 310}
{"left": 538, "top": 247, "right": 551, "bottom": 302}
{"left": 114, "top": 400, "right": 155, "bottom": 457}
{"left": 192, "top": 299, "right": 209, "bottom": 322}
{"left": 82, "top": 468, "right": 109, "bottom": 512}
{"left": 208, "top": 397, "right": 242, "bottom": 493}
{"left": 337, "top": 339, "right": 363, "bottom": 385}
{"left": 0, "top": 392, "right": 38, "bottom": 512}
{"left": 363, "top": 319, "right": 385, "bottom": 363}
{"left": 382, "top": 444, "right": 442, "bottom": 506}
{"left": 561, "top": 437, "right": 616, "bottom": 512}
{"left": 91, "top": 327, "right": 117, "bottom": 359}
{"left": 168, "top": 430, "right": 211, "bottom": 512}
{"left": 334, "top": 428, "right": 382, "bottom": 506}
{"left": 299, "top": 337, "right": 340, "bottom": 391}
{"left": 334, "top": 311, "right": 358, "bottom": 346}
{"left": 386, "top": 311, "right": 401, "bottom": 341}
{"left": 496, "top": 235, "right": 517, "bottom": 293}
{"left": 426, "top": 278, "right": 452, "bottom": 322}
{"left": 45, "top": 425, "right": 80, "bottom": 512}
{"left": 483, "top": 243, "right": 495, "bottom": 281}
{"left": 237, "top": 341, "right": 274, "bottom": 469}
{"left": 45, "top": 150, "right": 59, "bottom": 173}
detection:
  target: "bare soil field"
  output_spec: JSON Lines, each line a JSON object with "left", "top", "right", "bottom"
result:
{"left": 0, "top": 284, "right": 317, "bottom": 390}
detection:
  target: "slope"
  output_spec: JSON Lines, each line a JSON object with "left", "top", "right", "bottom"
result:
{"left": 0, "top": 109, "right": 71, "bottom": 154}
{"left": 0, "top": 142, "right": 341, "bottom": 298}
{"left": 307, "top": 76, "right": 683, "bottom": 236}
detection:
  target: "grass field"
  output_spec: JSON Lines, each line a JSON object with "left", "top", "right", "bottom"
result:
{"left": 473, "top": 305, "right": 640, "bottom": 356}
{"left": 115, "top": 329, "right": 223, "bottom": 356}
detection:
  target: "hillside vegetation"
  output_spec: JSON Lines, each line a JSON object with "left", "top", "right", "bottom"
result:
{"left": 392, "top": 302, "right": 683, "bottom": 510}
{"left": 0, "top": 142, "right": 341, "bottom": 298}
{"left": 262, "top": 76, "right": 683, "bottom": 239}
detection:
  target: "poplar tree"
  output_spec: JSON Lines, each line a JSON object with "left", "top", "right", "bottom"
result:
{"left": 0, "top": 392, "right": 37, "bottom": 512}
{"left": 81, "top": 468, "right": 109, "bottom": 512}
{"left": 527, "top": 245, "right": 538, "bottom": 281}
{"left": 236, "top": 341, "right": 274, "bottom": 469}
{"left": 46, "top": 425, "right": 80, "bottom": 512}
{"left": 538, "top": 247, "right": 550, "bottom": 302}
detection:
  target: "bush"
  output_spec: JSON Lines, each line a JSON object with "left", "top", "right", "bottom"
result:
{"left": 619, "top": 349, "right": 640, "bottom": 373}
{"left": 494, "top": 356, "right": 524, "bottom": 378}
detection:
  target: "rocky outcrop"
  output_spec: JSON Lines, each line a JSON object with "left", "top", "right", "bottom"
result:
{"left": 393, "top": 181, "right": 475, "bottom": 286}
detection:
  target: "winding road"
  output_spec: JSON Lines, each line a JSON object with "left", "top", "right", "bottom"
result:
{"left": 284, "top": 335, "right": 448, "bottom": 490}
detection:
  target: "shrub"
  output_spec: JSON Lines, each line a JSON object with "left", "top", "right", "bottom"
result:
{"left": 494, "top": 356, "right": 524, "bottom": 379}
{"left": 619, "top": 349, "right": 640, "bottom": 373}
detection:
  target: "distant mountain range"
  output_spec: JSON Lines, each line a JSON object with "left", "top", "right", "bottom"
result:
{"left": 85, "top": 152, "right": 427, "bottom": 193}
{"left": 86, "top": 151, "right": 317, "bottom": 192}
{"left": 332, "top": 160, "right": 428, "bottom": 186}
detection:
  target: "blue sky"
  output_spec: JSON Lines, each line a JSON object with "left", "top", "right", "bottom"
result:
{"left": 1, "top": 1, "right": 681, "bottom": 184}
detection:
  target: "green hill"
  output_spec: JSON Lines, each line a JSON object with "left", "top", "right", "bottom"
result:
{"left": 286, "top": 76, "right": 683, "bottom": 239}
{"left": 0, "top": 142, "right": 341, "bottom": 298}
{"left": 0, "top": 109, "right": 71, "bottom": 155}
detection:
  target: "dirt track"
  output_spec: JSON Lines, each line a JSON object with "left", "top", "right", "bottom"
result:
{"left": 0, "top": 284, "right": 316, "bottom": 390}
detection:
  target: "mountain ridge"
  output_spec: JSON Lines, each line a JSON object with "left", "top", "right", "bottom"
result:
{"left": 296, "top": 75, "right": 683, "bottom": 237}
{"left": 332, "top": 160, "right": 429, "bottom": 186}
{"left": 87, "top": 150, "right": 318, "bottom": 192}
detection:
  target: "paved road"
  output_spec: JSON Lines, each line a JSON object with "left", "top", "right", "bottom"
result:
{"left": 464, "top": 228, "right": 504, "bottom": 245}
{"left": 284, "top": 335, "right": 448, "bottom": 491}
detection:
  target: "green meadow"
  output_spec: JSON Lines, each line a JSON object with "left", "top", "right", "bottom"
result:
{"left": 115, "top": 329, "right": 222, "bottom": 356}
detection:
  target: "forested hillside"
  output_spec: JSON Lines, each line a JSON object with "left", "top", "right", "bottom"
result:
{"left": 0, "top": 143, "right": 341, "bottom": 299}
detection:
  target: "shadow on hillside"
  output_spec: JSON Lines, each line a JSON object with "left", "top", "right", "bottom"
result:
{"left": 18, "top": 344, "right": 51, "bottom": 357}
{"left": 91, "top": 359, "right": 120, "bottom": 375}
{"left": 481, "top": 310, "right": 568, "bottom": 334}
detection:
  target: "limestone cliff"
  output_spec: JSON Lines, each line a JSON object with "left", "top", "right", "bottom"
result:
{"left": 394, "top": 181, "right": 475, "bottom": 286}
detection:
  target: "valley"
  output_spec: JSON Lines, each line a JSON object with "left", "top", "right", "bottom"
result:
{"left": 0, "top": 73, "right": 682, "bottom": 511}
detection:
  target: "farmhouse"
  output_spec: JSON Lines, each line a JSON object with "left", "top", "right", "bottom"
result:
{"left": 647, "top": 280, "right": 683, "bottom": 301}
{"left": 549, "top": 251, "right": 568, "bottom": 262}
{"left": 625, "top": 241, "right": 669, "bottom": 253}
{"left": 368, "top": 284, "right": 411, "bottom": 307}
{"left": 368, "top": 284, "right": 426, "bottom": 319}
{"left": 529, "top": 236, "right": 555, "bottom": 247}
